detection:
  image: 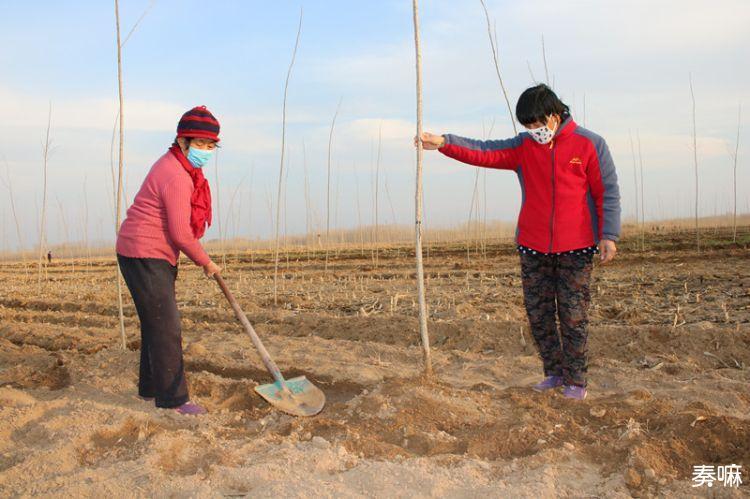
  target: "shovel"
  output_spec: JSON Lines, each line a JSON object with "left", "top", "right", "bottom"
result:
{"left": 213, "top": 274, "right": 325, "bottom": 417}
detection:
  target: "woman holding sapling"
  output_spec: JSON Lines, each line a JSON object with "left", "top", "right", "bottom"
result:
{"left": 419, "top": 84, "right": 621, "bottom": 400}
{"left": 116, "top": 106, "right": 222, "bottom": 415}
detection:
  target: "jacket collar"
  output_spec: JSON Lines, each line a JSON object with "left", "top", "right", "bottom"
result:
{"left": 554, "top": 117, "right": 577, "bottom": 140}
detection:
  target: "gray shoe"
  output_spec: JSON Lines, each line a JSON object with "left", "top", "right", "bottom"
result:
{"left": 532, "top": 375, "right": 564, "bottom": 392}
{"left": 562, "top": 385, "right": 587, "bottom": 400}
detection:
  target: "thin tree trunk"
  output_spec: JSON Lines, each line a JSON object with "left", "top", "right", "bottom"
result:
{"left": 37, "top": 103, "right": 52, "bottom": 294}
{"left": 214, "top": 151, "right": 226, "bottom": 267}
{"left": 55, "top": 195, "right": 73, "bottom": 273}
{"left": 247, "top": 162, "right": 255, "bottom": 264}
{"left": 283, "top": 145, "right": 291, "bottom": 270}
{"left": 1, "top": 160, "right": 27, "bottom": 277}
{"left": 384, "top": 174, "right": 397, "bottom": 228}
{"left": 302, "top": 141, "right": 312, "bottom": 255}
{"left": 353, "top": 162, "right": 365, "bottom": 256}
{"left": 628, "top": 130, "right": 639, "bottom": 232}
{"left": 689, "top": 73, "right": 700, "bottom": 251}
{"left": 526, "top": 60, "right": 536, "bottom": 82}
{"left": 732, "top": 104, "right": 741, "bottom": 243}
{"left": 235, "top": 196, "right": 243, "bottom": 259}
{"left": 474, "top": 177, "right": 481, "bottom": 253}
{"left": 467, "top": 118, "right": 495, "bottom": 261}
{"left": 273, "top": 9, "right": 302, "bottom": 304}
{"left": 583, "top": 93, "right": 587, "bottom": 128}
{"left": 121, "top": 0, "right": 157, "bottom": 47}
{"left": 325, "top": 98, "right": 342, "bottom": 272}
{"left": 83, "top": 175, "right": 91, "bottom": 271}
{"left": 541, "top": 35, "right": 550, "bottom": 86}
{"left": 113, "top": 0, "right": 127, "bottom": 349}
{"left": 477, "top": 1, "right": 515, "bottom": 254}
{"left": 636, "top": 131, "right": 645, "bottom": 251}
{"left": 482, "top": 168, "right": 487, "bottom": 257}
{"left": 111, "top": 0, "right": 155, "bottom": 230}
{"left": 467, "top": 169, "right": 480, "bottom": 262}
{"left": 109, "top": 111, "right": 119, "bottom": 224}
{"left": 1, "top": 203, "right": 5, "bottom": 258}
{"left": 375, "top": 125, "right": 382, "bottom": 265}
{"left": 478, "top": 1, "right": 517, "bottom": 135}
{"left": 369, "top": 140, "right": 376, "bottom": 263}
{"left": 264, "top": 187, "right": 273, "bottom": 254}
{"left": 412, "top": 0, "right": 432, "bottom": 377}
{"left": 334, "top": 166, "right": 342, "bottom": 254}
{"left": 482, "top": 118, "right": 495, "bottom": 256}
{"left": 224, "top": 172, "right": 247, "bottom": 247}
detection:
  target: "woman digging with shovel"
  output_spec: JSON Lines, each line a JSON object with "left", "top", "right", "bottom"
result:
{"left": 116, "top": 106, "right": 222, "bottom": 415}
{"left": 419, "top": 84, "right": 621, "bottom": 400}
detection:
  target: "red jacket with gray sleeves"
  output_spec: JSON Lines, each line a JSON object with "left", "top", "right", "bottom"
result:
{"left": 439, "top": 118, "right": 621, "bottom": 253}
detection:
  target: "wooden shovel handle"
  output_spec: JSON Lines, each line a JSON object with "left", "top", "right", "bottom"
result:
{"left": 213, "top": 274, "right": 287, "bottom": 387}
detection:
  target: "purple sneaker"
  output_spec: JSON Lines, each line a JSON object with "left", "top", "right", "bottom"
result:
{"left": 532, "top": 376, "right": 564, "bottom": 392}
{"left": 174, "top": 401, "right": 207, "bottom": 415}
{"left": 562, "top": 385, "right": 587, "bottom": 400}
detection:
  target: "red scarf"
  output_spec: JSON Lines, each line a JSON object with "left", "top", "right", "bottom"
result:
{"left": 169, "top": 145, "right": 212, "bottom": 238}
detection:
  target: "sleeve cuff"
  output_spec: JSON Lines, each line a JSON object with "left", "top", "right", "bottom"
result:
{"left": 602, "top": 234, "right": 619, "bottom": 242}
{"left": 438, "top": 134, "right": 452, "bottom": 152}
{"left": 193, "top": 251, "right": 211, "bottom": 266}
{"left": 182, "top": 246, "right": 211, "bottom": 266}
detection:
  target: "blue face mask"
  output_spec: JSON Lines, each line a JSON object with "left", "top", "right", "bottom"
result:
{"left": 186, "top": 146, "right": 214, "bottom": 168}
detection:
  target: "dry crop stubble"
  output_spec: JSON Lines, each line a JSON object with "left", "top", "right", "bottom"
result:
{"left": 0, "top": 230, "right": 748, "bottom": 496}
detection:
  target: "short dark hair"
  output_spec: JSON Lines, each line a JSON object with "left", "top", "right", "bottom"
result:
{"left": 515, "top": 84, "right": 570, "bottom": 126}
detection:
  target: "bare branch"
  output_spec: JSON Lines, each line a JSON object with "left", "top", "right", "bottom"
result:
{"left": 274, "top": 8, "right": 303, "bottom": 304}
{"left": 121, "top": 0, "right": 157, "bottom": 47}
{"left": 732, "top": 103, "right": 741, "bottom": 243}
{"left": 689, "top": 73, "right": 700, "bottom": 250}
{"left": 324, "top": 97, "right": 342, "bottom": 272}
{"left": 478, "top": 0, "right": 517, "bottom": 135}
{"left": 542, "top": 35, "right": 550, "bottom": 85}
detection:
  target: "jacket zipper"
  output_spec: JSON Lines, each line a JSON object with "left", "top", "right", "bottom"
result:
{"left": 549, "top": 146, "right": 556, "bottom": 252}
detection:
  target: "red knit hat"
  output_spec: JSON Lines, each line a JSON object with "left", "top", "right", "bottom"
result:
{"left": 177, "top": 105, "right": 220, "bottom": 142}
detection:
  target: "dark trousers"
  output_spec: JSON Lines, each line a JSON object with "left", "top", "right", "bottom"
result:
{"left": 520, "top": 252, "right": 593, "bottom": 387}
{"left": 117, "top": 255, "right": 189, "bottom": 408}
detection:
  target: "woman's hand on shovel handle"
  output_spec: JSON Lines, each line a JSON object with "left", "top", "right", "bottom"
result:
{"left": 203, "top": 260, "right": 222, "bottom": 277}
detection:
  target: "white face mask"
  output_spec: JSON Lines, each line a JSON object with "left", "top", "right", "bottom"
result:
{"left": 526, "top": 118, "right": 558, "bottom": 145}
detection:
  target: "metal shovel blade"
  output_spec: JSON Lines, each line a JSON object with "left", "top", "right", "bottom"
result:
{"left": 254, "top": 376, "right": 326, "bottom": 417}
{"left": 213, "top": 275, "right": 327, "bottom": 417}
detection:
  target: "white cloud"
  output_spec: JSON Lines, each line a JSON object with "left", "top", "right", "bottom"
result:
{"left": 482, "top": 0, "right": 750, "bottom": 57}
{"left": 0, "top": 86, "right": 184, "bottom": 132}
{"left": 1, "top": 0, "right": 749, "bottom": 248}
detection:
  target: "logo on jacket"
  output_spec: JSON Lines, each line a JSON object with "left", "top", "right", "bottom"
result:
{"left": 569, "top": 157, "right": 583, "bottom": 166}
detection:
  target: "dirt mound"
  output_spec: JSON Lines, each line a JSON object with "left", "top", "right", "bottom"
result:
{"left": 77, "top": 417, "right": 159, "bottom": 466}
{"left": 293, "top": 378, "right": 750, "bottom": 485}
{"left": 0, "top": 341, "right": 71, "bottom": 390}
{"left": 0, "top": 237, "right": 747, "bottom": 496}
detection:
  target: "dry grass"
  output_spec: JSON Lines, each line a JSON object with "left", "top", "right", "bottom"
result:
{"left": 2, "top": 217, "right": 749, "bottom": 264}
{"left": 1, "top": 226, "right": 748, "bottom": 496}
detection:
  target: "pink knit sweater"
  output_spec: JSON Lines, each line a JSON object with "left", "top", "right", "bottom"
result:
{"left": 116, "top": 152, "right": 211, "bottom": 267}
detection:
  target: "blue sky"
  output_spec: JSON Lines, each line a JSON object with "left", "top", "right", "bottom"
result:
{"left": 1, "top": 0, "right": 749, "bottom": 250}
